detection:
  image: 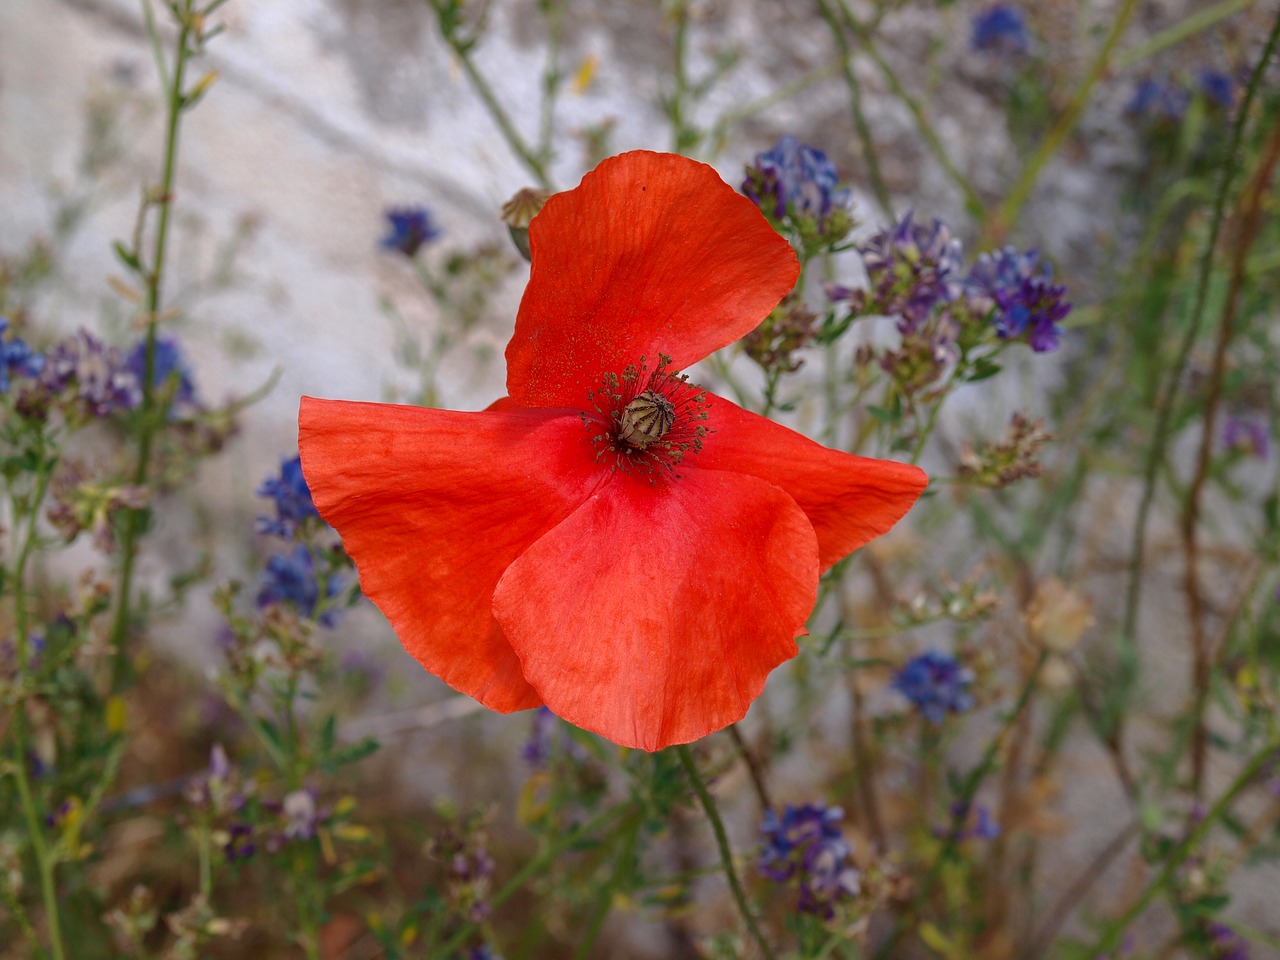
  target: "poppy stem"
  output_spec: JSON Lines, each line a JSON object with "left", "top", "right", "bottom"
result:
{"left": 676, "top": 744, "right": 777, "bottom": 960}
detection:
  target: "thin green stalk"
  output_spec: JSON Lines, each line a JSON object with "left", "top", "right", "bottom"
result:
{"left": 1122, "top": 11, "right": 1280, "bottom": 644}
{"left": 111, "top": 0, "right": 198, "bottom": 692}
{"left": 1084, "top": 738, "right": 1280, "bottom": 957}
{"left": 572, "top": 813, "right": 642, "bottom": 960}
{"left": 670, "top": 3, "right": 694, "bottom": 154}
{"left": 708, "top": 61, "right": 844, "bottom": 156}
{"left": 536, "top": 0, "right": 565, "bottom": 163}
{"left": 1115, "top": 0, "right": 1261, "bottom": 70}
{"left": 874, "top": 652, "right": 1047, "bottom": 960}
{"left": 834, "top": 0, "right": 985, "bottom": 219}
{"left": 426, "top": 0, "right": 553, "bottom": 189}
{"left": 814, "top": 0, "right": 892, "bottom": 218}
{"left": 986, "top": 0, "right": 1142, "bottom": 241}
{"left": 676, "top": 745, "right": 777, "bottom": 960}
{"left": 8, "top": 448, "right": 67, "bottom": 960}
{"left": 437, "top": 802, "right": 631, "bottom": 956}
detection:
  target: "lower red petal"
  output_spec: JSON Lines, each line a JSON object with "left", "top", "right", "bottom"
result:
{"left": 492, "top": 469, "right": 818, "bottom": 751}
{"left": 299, "top": 397, "right": 604, "bottom": 712}
{"left": 694, "top": 393, "right": 928, "bottom": 571}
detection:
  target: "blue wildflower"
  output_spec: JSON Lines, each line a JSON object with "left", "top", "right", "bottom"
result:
{"left": 468, "top": 949, "right": 503, "bottom": 960}
{"left": 1208, "top": 923, "right": 1250, "bottom": 960}
{"left": 893, "top": 650, "right": 975, "bottom": 724}
{"left": 966, "top": 246, "right": 1070, "bottom": 352}
{"left": 859, "top": 212, "right": 965, "bottom": 332}
{"left": 742, "top": 136, "right": 853, "bottom": 243}
{"left": 1223, "top": 415, "right": 1269, "bottom": 460}
{"left": 1198, "top": 69, "right": 1235, "bottom": 110}
{"left": 381, "top": 206, "right": 441, "bottom": 257}
{"left": 1126, "top": 78, "right": 1190, "bottom": 122}
{"left": 257, "top": 455, "right": 321, "bottom": 538}
{"left": 124, "top": 337, "right": 197, "bottom": 410}
{"left": 758, "top": 804, "right": 861, "bottom": 918}
{"left": 521, "top": 706, "right": 556, "bottom": 766}
{"left": 971, "top": 4, "right": 1030, "bottom": 55}
{"left": 40, "top": 330, "right": 142, "bottom": 417}
{"left": 257, "top": 544, "right": 344, "bottom": 626}
{"left": 0, "top": 317, "right": 45, "bottom": 393}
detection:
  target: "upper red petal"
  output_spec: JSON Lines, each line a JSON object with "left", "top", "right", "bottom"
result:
{"left": 506, "top": 151, "right": 800, "bottom": 408}
{"left": 492, "top": 469, "right": 817, "bottom": 751}
{"left": 298, "top": 396, "right": 605, "bottom": 712}
{"left": 694, "top": 393, "right": 928, "bottom": 571}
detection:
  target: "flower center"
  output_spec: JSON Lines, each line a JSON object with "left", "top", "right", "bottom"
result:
{"left": 583, "top": 354, "right": 710, "bottom": 480}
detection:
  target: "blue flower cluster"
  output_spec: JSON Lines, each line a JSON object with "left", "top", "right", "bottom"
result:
{"left": 256, "top": 544, "right": 345, "bottom": 626}
{"left": 257, "top": 455, "right": 321, "bottom": 537}
{"left": 125, "top": 337, "right": 198, "bottom": 410}
{"left": 856, "top": 213, "right": 1070, "bottom": 353}
{"left": 892, "top": 650, "right": 975, "bottom": 724}
{"left": 1208, "top": 923, "right": 1250, "bottom": 960}
{"left": 859, "top": 212, "right": 965, "bottom": 334}
{"left": 967, "top": 246, "right": 1070, "bottom": 352}
{"left": 742, "top": 137, "right": 854, "bottom": 245}
{"left": 758, "top": 803, "right": 861, "bottom": 918}
{"left": 1128, "top": 70, "right": 1237, "bottom": 122}
{"left": 0, "top": 318, "right": 45, "bottom": 392}
{"left": 971, "top": 4, "right": 1030, "bottom": 55}
{"left": 381, "top": 206, "right": 442, "bottom": 258}
{"left": 40, "top": 330, "right": 143, "bottom": 417}
{"left": 254, "top": 455, "right": 352, "bottom": 626}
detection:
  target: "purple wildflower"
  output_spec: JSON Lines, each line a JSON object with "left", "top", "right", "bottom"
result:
{"left": 893, "top": 650, "right": 975, "bottom": 724}
{"left": 381, "top": 207, "right": 441, "bottom": 257}
{"left": 758, "top": 804, "right": 861, "bottom": 919}
{"left": 0, "top": 318, "right": 45, "bottom": 392}
{"left": 124, "top": 337, "right": 197, "bottom": 410}
{"left": 224, "top": 823, "right": 255, "bottom": 862}
{"left": 1198, "top": 70, "right": 1235, "bottom": 110}
{"left": 1208, "top": 923, "right": 1250, "bottom": 960}
{"left": 282, "top": 789, "right": 320, "bottom": 840}
{"left": 966, "top": 246, "right": 1070, "bottom": 352}
{"left": 521, "top": 706, "right": 556, "bottom": 767}
{"left": 1126, "top": 78, "right": 1190, "bottom": 123}
{"left": 256, "top": 455, "right": 321, "bottom": 538}
{"left": 40, "top": 330, "right": 142, "bottom": 417}
{"left": 971, "top": 4, "right": 1030, "bottom": 55}
{"left": 1223, "top": 416, "right": 1269, "bottom": 459}
{"left": 859, "top": 212, "right": 965, "bottom": 332}
{"left": 256, "top": 544, "right": 345, "bottom": 626}
{"left": 742, "top": 137, "right": 853, "bottom": 241}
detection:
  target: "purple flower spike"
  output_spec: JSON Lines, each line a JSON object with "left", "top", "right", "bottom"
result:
{"left": 0, "top": 318, "right": 45, "bottom": 393}
{"left": 257, "top": 454, "right": 322, "bottom": 538}
{"left": 758, "top": 803, "right": 860, "bottom": 918}
{"left": 893, "top": 650, "right": 975, "bottom": 724}
{"left": 859, "top": 212, "right": 965, "bottom": 332}
{"left": 966, "top": 247, "right": 1070, "bottom": 352}
{"left": 381, "top": 206, "right": 441, "bottom": 257}
{"left": 971, "top": 4, "right": 1030, "bottom": 55}
{"left": 742, "top": 137, "right": 854, "bottom": 242}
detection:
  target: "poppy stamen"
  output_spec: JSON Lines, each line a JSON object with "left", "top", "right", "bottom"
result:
{"left": 583, "top": 354, "right": 711, "bottom": 480}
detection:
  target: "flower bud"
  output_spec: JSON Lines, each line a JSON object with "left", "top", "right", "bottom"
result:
{"left": 501, "top": 188, "right": 552, "bottom": 262}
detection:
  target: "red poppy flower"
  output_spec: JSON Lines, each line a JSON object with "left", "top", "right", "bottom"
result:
{"left": 299, "top": 151, "right": 926, "bottom": 751}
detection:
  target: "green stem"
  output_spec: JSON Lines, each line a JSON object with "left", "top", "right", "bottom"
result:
{"left": 437, "top": 802, "right": 630, "bottom": 956}
{"left": 536, "top": 0, "right": 565, "bottom": 163}
{"left": 1115, "top": 0, "right": 1261, "bottom": 69}
{"left": 571, "top": 813, "right": 642, "bottom": 960}
{"left": 8, "top": 444, "right": 67, "bottom": 960}
{"left": 814, "top": 0, "right": 892, "bottom": 218}
{"left": 670, "top": 3, "right": 694, "bottom": 154}
{"left": 111, "top": 1, "right": 197, "bottom": 693}
{"left": 834, "top": 0, "right": 984, "bottom": 219}
{"left": 426, "top": 0, "right": 553, "bottom": 189}
{"left": 873, "top": 652, "right": 1047, "bottom": 960}
{"left": 1121, "top": 10, "right": 1280, "bottom": 644}
{"left": 676, "top": 745, "right": 777, "bottom": 960}
{"left": 986, "top": 0, "right": 1142, "bottom": 241}
{"left": 1084, "top": 738, "right": 1280, "bottom": 957}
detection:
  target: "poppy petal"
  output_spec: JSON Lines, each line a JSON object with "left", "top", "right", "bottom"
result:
{"left": 695, "top": 393, "right": 928, "bottom": 571}
{"left": 506, "top": 151, "right": 800, "bottom": 408}
{"left": 493, "top": 469, "right": 818, "bottom": 751}
{"left": 298, "top": 396, "right": 605, "bottom": 712}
